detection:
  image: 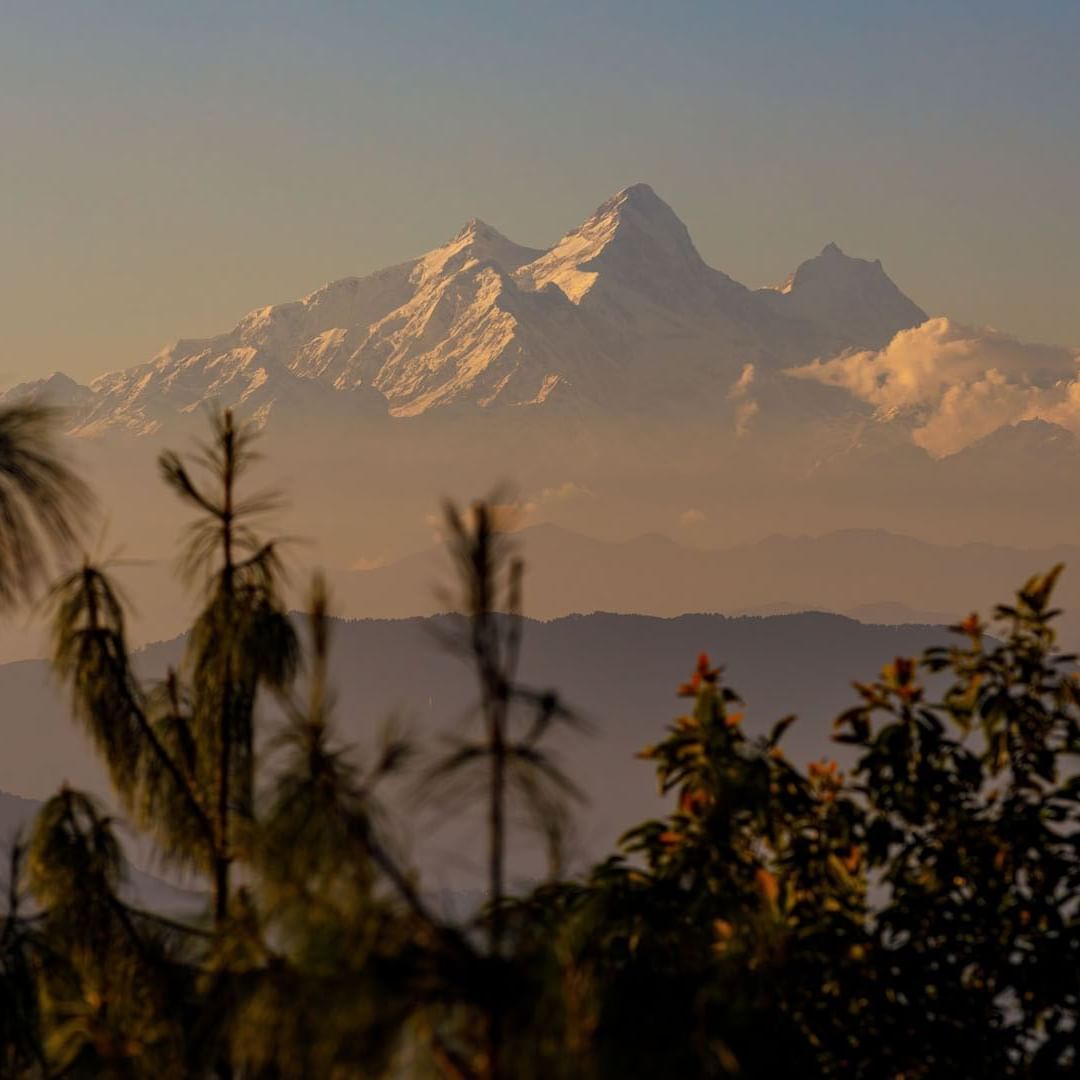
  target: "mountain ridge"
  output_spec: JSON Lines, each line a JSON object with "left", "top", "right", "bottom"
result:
{"left": 333, "top": 522, "right": 1080, "bottom": 639}
{"left": 3, "top": 184, "right": 928, "bottom": 433}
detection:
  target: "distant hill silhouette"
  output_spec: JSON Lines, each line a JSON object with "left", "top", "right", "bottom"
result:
{"left": 0, "top": 610, "right": 957, "bottom": 891}
{"left": 0, "top": 525, "right": 1070, "bottom": 668}
{"left": 334, "top": 524, "right": 1080, "bottom": 641}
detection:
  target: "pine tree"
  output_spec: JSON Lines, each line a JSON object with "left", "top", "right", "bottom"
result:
{"left": 0, "top": 403, "right": 90, "bottom": 605}
{"left": 423, "top": 499, "right": 580, "bottom": 1079}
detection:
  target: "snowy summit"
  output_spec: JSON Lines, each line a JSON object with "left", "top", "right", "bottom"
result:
{"left": 4, "top": 184, "right": 928, "bottom": 434}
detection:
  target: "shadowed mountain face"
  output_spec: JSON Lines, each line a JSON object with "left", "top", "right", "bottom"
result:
{"left": 762, "top": 241, "right": 927, "bottom": 350}
{"left": 0, "top": 610, "right": 957, "bottom": 890}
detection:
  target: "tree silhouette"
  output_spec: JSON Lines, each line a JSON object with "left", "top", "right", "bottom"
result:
{"left": 0, "top": 404, "right": 90, "bottom": 605}
{"left": 4, "top": 409, "right": 1078, "bottom": 1077}
{"left": 158, "top": 408, "right": 298, "bottom": 925}
{"left": 421, "top": 498, "right": 581, "bottom": 1079}
{"left": 0, "top": 403, "right": 88, "bottom": 1077}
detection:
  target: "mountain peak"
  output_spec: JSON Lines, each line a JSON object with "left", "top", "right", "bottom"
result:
{"left": 592, "top": 183, "right": 691, "bottom": 237}
{"left": 609, "top": 182, "right": 664, "bottom": 212}
{"left": 0, "top": 370, "right": 96, "bottom": 411}
{"left": 817, "top": 240, "right": 884, "bottom": 269}
{"left": 515, "top": 183, "right": 718, "bottom": 305}
{"left": 620, "top": 181, "right": 658, "bottom": 197}
{"left": 417, "top": 218, "right": 542, "bottom": 282}
{"left": 772, "top": 243, "right": 927, "bottom": 348}
{"left": 959, "top": 417, "right": 1078, "bottom": 454}
{"left": 454, "top": 217, "right": 506, "bottom": 243}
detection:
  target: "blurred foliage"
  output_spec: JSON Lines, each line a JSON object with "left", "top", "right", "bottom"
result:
{"left": 1, "top": 410, "right": 1078, "bottom": 1077}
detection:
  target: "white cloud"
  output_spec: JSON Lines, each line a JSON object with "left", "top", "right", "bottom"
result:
{"left": 511, "top": 480, "right": 592, "bottom": 521}
{"left": 787, "top": 317, "right": 1080, "bottom": 457}
{"left": 453, "top": 481, "right": 597, "bottom": 531}
{"left": 728, "top": 361, "right": 759, "bottom": 437}
{"left": 534, "top": 480, "right": 592, "bottom": 506}
{"left": 351, "top": 555, "right": 386, "bottom": 571}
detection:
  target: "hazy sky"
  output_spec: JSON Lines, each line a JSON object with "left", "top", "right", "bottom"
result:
{"left": 2, "top": 1, "right": 1077, "bottom": 385}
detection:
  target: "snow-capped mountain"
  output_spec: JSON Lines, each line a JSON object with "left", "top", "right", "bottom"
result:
{"left": 1, "top": 371, "right": 98, "bottom": 410}
{"left": 761, "top": 241, "right": 927, "bottom": 350}
{"left": 3, "top": 184, "right": 929, "bottom": 435}
{"left": 514, "top": 183, "right": 745, "bottom": 312}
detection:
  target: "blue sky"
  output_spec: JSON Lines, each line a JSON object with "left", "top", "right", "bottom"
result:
{"left": 2, "top": 1, "right": 1077, "bottom": 382}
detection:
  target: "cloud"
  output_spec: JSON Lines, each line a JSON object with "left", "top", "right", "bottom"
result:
{"left": 679, "top": 508, "right": 707, "bottom": 528}
{"left": 787, "top": 317, "right": 1080, "bottom": 457}
{"left": 432, "top": 482, "right": 594, "bottom": 536}
{"left": 728, "top": 362, "right": 759, "bottom": 437}
{"left": 508, "top": 480, "right": 594, "bottom": 523}
{"left": 534, "top": 481, "right": 592, "bottom": 506}
{"left": 351, "top": 555, "right": 386, "bottom": 571}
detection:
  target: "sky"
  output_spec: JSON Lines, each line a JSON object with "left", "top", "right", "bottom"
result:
{"left": 2, "top": 0, "right": 1078, "bottom": 385}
